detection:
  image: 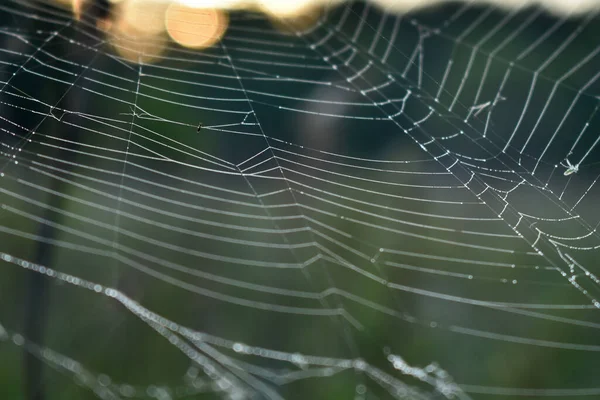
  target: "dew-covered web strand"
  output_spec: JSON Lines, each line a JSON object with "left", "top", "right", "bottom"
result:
{"left": 1, "top": 1, "right": 600, "bottom": 399}
{"left": 0, "top": 1, "right": 136, "bottom": 303}
{"left": 0, "top": 252, "right": 466, "bottom": 400}
{"left": 5, "top": 152, "right": 564, "bottom": 320}
{"left": 109, "top": 0, "right": 600, "bottom": 332}
{"left": 0, "top": 0, "right": 592, "bottom": 332}
{"left": 324, "top": 4, "right": 600, "bottom": 260}
{"left": 270, "top": 3, "right": 597, "bottom": 348}
{"left": 108, "top": 56, "right": 145, "bottom": 286}
{"left": 132, "top": 3, "right": 600, "bottom": 360}
{"left": 0, "top": 21, "right": 390, "bottom": 332}
{"left": 297, "top": 12, "right": 538, "bottom": 244}
{"left": 0, "top": 2, "right": 121, "bottom": 399}
{"left": 0, "top": 0, "right": 122, "bottom": 176}
{"left": 0, "top": 0, "right": 596, "bottom": 322}
{"left": 335, "top": 4, "right": 581, "bottom": 166}
{"left": 0, "top": 5, "right": 452, "bottom": 390}
{"left": 0, "top": 29, "right": 72, "bottom": 170}
{"left": 357, "top": 2, "right": 600, "bottom": 178}
{"left": 220, "top": 13, "right": 414, "bottom": 343}
{"left": 218, "top": 38, "right": 369, "bottom": 375}
{"left": 230, "top": 2, "right": 600, "bottom": 366}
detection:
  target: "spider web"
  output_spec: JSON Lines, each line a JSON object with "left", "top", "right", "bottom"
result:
{"left": 1, "top": 0, "right": 600, "bottom": 399}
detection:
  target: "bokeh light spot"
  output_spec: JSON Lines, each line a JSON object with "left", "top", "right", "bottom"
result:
{"left": 165, "top": 4, "right": 228, "bottom": 49}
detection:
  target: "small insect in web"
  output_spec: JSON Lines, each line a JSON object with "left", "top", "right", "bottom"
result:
{"left": 197, "top": 122, "right": 203, "bottom": 133}
{"left": 560, "top": 158, "right": 579, "bottom": 176}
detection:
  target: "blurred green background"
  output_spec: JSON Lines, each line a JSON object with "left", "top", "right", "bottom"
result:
{"left": 1, "top": 1, "right": 600, "bottom": 399}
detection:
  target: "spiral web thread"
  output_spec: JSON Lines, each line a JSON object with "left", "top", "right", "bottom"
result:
{"left": 1, "top": 0, "right": 600, "bottom": 399}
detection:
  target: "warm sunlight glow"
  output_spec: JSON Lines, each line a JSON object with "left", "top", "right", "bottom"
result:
{"left": 257, "top": 0, "right": 323, "bottom": 18}
{"left": 542, "top": 0, "right": 600, "bottom": 14}
{"left": 96, "top": 17, "right": 113, "bottom": 33}
{"left": 52, "top": 0, "right": 83, "bottom": 19}
{"left": 123, "top": 0, "right": 167, "bottom": 35}
{"left": 269, "top": 6, "right": 324, "bottom": 35}
{"left": 174, "top": 0, "right": 249, "bottom": 9}
{"left": 52, "top": 0, "right": 600, "bottom": 25}
{"left": 165, "top": 5, "right": 228, "bottom": 49}
{"left": 111, "top": 15, "right": 166, "bottom": 63}
{"left": 72, "top": 0, "right": 83, "bottom": 19}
